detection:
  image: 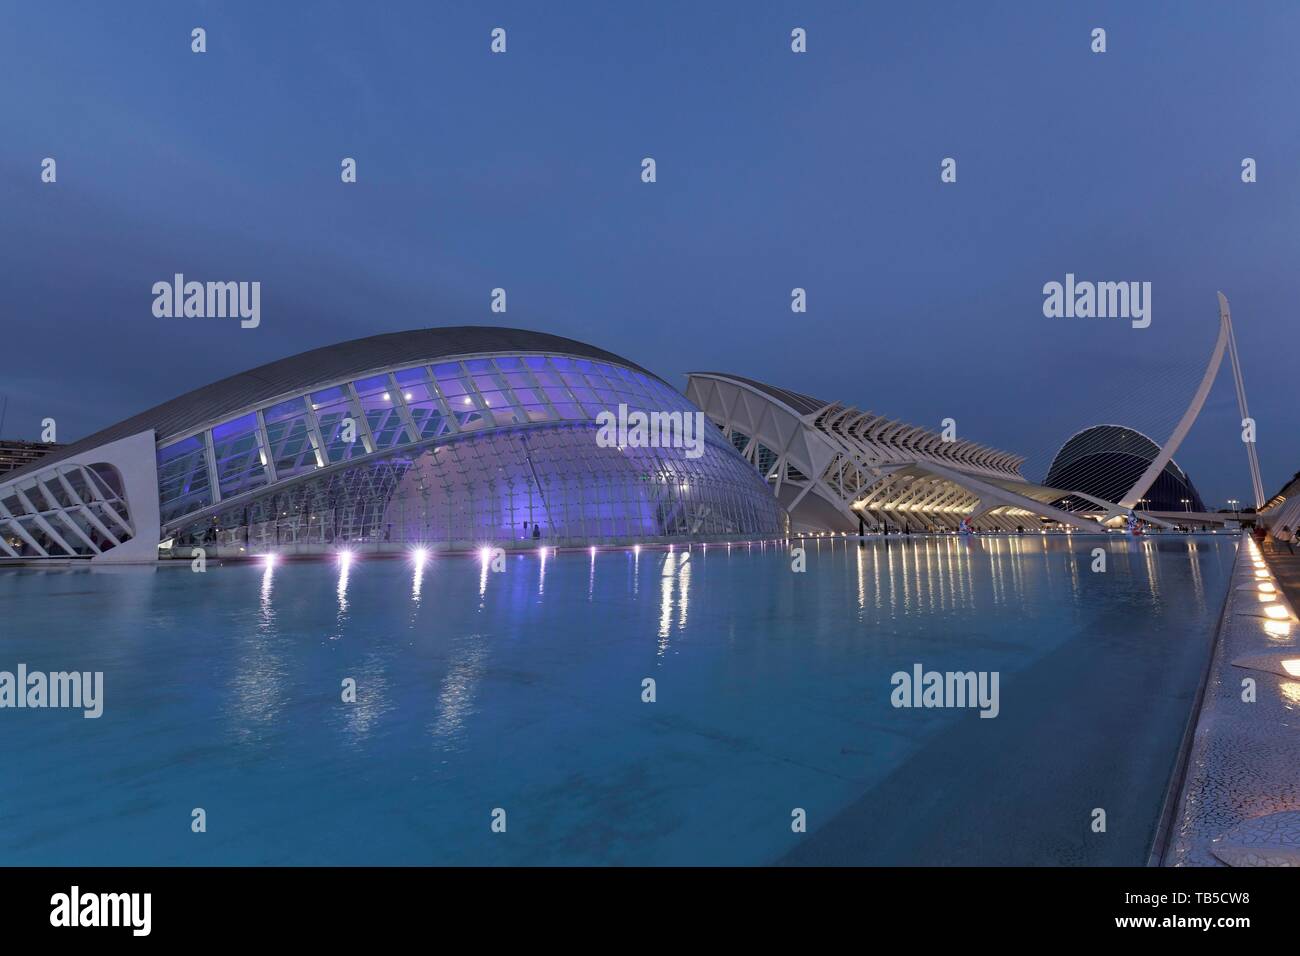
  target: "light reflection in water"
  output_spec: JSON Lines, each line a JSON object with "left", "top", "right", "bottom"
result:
{"left": 412, "top": 561, "right": 425, "bottom": 602}
{"left": 1186, "top": 539, "right": 1205, "bottom": 612}
{"left": 855, "top": 543, "right": 866, "bottom": 614}
{"left": 429, "top": 642, "right": 488, "bottom": 748}
{"left": 336, "top": 555, "right": 351, "bottom": 613}
{"left": 655, "top": 550, "right": 692, "bottom": 652}
{"left": 658, "top": 551, "right": 675, "bottom": 650}
{"left": 230, "top": 564, "right": 288, "bottom": 740}
{"left": 258, "top": 562, "right": 275, "bottom": 632}
{"left": 677, "top": 552, "right": 691, "bottom": 630}
{"left": 344, "top": 655, "right": 392, "bottom": 744}
{"left": 1067, "top": 539, "right": 1080, "bottom": 598}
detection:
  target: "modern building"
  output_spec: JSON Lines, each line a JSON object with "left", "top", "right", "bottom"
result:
{"left": 0, "top": 439, "right": 62, "bottom": 476}
{"left": 685, "top": 372, "right": 1103, "bottom": 533}
{"left": 1260, "top": 470, "right": 1300, "bottom": 532}
{"left": 1045, "top": 424, "right": 1206, "bottom": 514}
{"left": 0, "top": 328, "right": 784, "bottom": 562}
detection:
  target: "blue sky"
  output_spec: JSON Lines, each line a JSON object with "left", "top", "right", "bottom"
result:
{"left": 3, "top": 1, "right": 1298, "bottom": 506}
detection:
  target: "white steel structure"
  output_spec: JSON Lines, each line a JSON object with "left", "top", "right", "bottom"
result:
{"left": 686, "top": 372, "right": 1103, "bottom": 533}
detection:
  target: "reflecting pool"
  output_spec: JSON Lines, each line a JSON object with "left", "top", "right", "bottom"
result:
{"left": 0, "top": 534, "right": 1236, "bottom": 865}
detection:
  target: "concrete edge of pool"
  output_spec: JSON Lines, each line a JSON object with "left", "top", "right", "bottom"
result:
{"left": 1162, "top": 535, "right": 1300, "bottom": 866}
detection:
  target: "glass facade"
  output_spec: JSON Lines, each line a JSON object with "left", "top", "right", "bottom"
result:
{"left": 161, "top": 352, "right": 785, "bottom": 550}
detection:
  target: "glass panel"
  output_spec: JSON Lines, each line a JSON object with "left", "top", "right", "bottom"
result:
{"left": 157, "top": 436, "right": 214, "bottom": 524}
{"left": 354, "top": 377, "right": 411, "bottom": 450}
{"left": 263, "top": 400, "right": 317, "bottom": 479}
{"left": 311, "top": 387, "right": 368, "bottom": 464}
{"left": 264, "top": 396, "right": 306, "bottom": 424}
{"left": 211, "top": 413, "right": 268, "bottom": 498}
{"left": 353, "top": 374, "right": 391, "bottom": 398}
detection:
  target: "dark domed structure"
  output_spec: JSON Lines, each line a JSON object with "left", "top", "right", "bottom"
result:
{"left": 1045, "top": 424, "right": 1205, "bottom": 513}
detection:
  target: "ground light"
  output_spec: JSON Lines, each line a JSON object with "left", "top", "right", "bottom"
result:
{"left": 411, "top": 547, "right": 429, "bottom": 566}
{"left": 338, "top": 550, "right": 354, "bottom": 567}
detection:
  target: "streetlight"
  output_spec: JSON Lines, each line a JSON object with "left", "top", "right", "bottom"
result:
{"left": 1181, "top": 498, "right": 1190, "bottom": 513}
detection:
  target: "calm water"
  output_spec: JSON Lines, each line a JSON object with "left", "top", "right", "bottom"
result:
{"left": 0, "top": 534, "right": 1235, "bottom": 865}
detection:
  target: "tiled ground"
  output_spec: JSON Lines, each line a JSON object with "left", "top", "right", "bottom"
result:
{"left": 1164, "top": 535, "right": 1300, "bottom": 866}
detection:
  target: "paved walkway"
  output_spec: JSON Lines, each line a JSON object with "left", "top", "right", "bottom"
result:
{"left": 1163, "top": 535, "right": 1300, "bottom": 866}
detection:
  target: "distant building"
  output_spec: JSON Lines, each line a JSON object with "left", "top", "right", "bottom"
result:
{"left": 0, "top": 439, "right": 62, "bottom": 476}
{"left": 1045, "top": 424, "right": 1206, "bottom": 513}
{"left": 685, "top": 372, "right": 1103, "bottom": 533}
{"left": 1260, "top": 470, "right": 1300, "bottom": 530}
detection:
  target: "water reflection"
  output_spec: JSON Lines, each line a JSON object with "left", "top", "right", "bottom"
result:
{"left": 344, "top": 654, "right": 393, "bottom": 744}
{"left": 411, "top": 549, "right": 428, "bottom": 602}
{"left": 657, "top": 550, "right": 693, "bottom": 653}
{"left": 337, "top": 551, "right": 352, "bottom": 613}
{"left": 429, "top": 642, "right": 488, "bottom": 748}
{"left": 229, "top": 563, "right": 288, "bottom": 741}
{"left": 258, "top": 560, "right": 275, "bottom": 633}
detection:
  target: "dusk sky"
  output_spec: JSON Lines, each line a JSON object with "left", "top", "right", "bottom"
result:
{"left": 3, "top": 1, "right": 1298, "bottom": 507}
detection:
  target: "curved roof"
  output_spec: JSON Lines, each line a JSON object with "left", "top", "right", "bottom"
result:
{"left": 8, "top": 326, "right": 661, "bottom": 481}
{"left": 690, "top": 372, "right": 831, "bottom": 417}
{"left": 1046, "top": 423, "right": 1188, "bottom": 484}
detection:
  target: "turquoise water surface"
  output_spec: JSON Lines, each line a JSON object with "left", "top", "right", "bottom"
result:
{"left": 0, "top": 534, "right": 1235, "bottom": 865}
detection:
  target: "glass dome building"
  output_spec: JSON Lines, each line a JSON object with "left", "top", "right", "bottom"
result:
{"left": 0, "top": 328, "right": 784, "bottom": 561}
